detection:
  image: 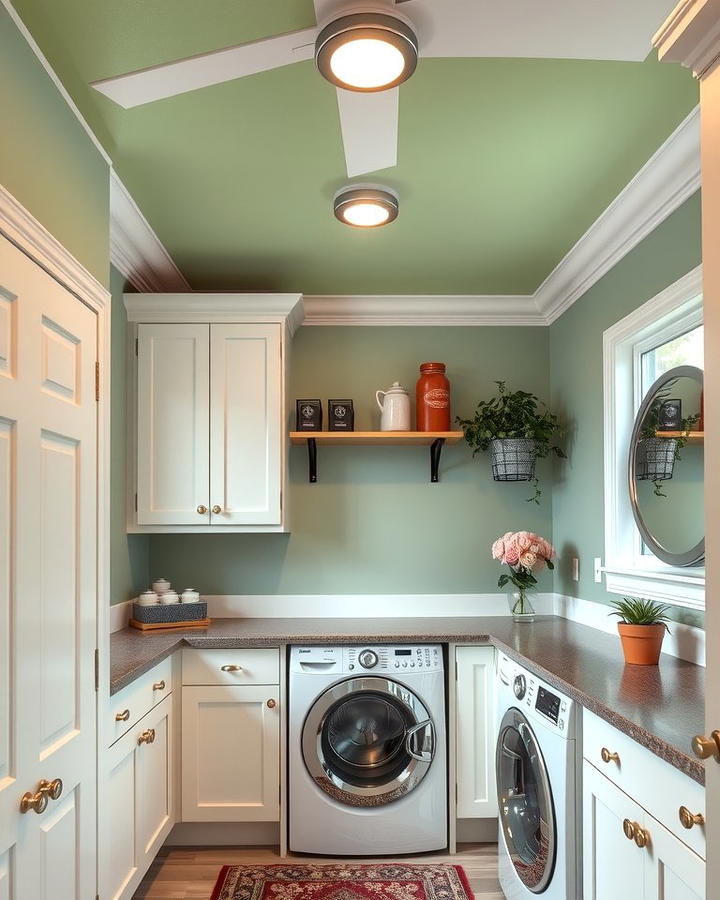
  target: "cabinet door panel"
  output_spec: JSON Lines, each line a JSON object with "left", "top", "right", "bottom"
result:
{"left": 137, "top": 324, "right": 209, "bottom": 525}
{"left": 646, "top": 815, "right": 705, "bottom": 900}
{"left": 583, "top": 762, "right": 645, "bottom": 899}
{"left": 182, "top": 685, "right": 279, "bottom": 821}
{"left": 455, "top": 646, "right": 497, "bottom": 817}
{"left": 210, "top": 325, "right": 281, "bottom": 525}
{"left": 105, "top": 735, "right": 138, "bottom": 900}
{"left": 135, "top": 699, "right": 174, "bottom": 860}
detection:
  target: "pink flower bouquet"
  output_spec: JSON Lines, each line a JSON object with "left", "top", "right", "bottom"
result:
{"left": 492, "top": 531, "right": 555, "bottom": 620}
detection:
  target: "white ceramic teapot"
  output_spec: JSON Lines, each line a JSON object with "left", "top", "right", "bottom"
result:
{"left": 376, "top": 382, "right": 411, "bottom": 431}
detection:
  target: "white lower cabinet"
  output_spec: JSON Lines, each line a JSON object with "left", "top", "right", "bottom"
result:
{"left": 584, "top": 760, "right": 704, "bottom": 900}
{"left": 455, "top": 645, "right": 497, "bottom": 818}
{"left": 181, "top": 684, "right": 280, "bottom": 822}
{"left": 104, "top": 695, "right": 175, "bottom": 900}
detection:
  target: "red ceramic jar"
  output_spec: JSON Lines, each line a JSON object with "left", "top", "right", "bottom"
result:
{"left": 416, "top": 362, "right": 450, "bottom": 431}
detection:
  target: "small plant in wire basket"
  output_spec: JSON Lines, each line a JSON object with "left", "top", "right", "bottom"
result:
{"left": 457, "top": 382, "right": 566, "bottom": 503}
{"left": 637, "top": 381, "right": 700, "bottom": 498}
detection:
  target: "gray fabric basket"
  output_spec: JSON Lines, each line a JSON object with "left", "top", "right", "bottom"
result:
{"left": 132, "top": 601, "right": 207, "bottom": 624}
{"left": 490, "top": 438, "right": 537, "bottom": 482}
{"left": 635, "top": 437, "right": 677, "bottom": 482}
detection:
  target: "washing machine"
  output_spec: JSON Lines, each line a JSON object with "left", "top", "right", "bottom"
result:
{"left": 495, "top": 653, "right": 582, "bottom": 899}
{"left": 289, "top": 644, "right": 447, "bottom": 855}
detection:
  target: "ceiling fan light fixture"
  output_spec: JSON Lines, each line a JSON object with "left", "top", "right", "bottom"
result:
{"left": 334, "top": 186, "right": 399, "bottom": 228}
{"left": 316, "top": 13, "right": 418, "bottom": 92}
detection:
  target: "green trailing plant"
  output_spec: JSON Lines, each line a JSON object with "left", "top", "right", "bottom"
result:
{"left": 457, "top": 381, "right": 566, "bottom": 503}
{"left": 608, "top": 596, "right": 671, "bottom": 632}
{"left": 638, "top": 381, "right": 701, "bottom": 497}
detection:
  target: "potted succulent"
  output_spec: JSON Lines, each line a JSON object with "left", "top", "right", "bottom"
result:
{"left": 609, "top": 596, "right": 671, "bottom": 665}
{"left": 457, "top": 382, "right": 566, "bottom": 503}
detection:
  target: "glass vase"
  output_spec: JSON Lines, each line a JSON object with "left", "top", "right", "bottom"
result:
{"left": 508, "top": 589, "right": 535, "bottom": 623}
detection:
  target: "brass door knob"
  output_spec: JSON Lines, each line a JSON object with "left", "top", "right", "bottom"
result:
{"left": 634, "top": 825, "right": 650, "bottom": 849}
{"left": 691, "top": 731, "right": 720, "bottom": 760}
{"left": 39, "top": 778, "right": 63, "bottom": 801}
{"left": 152, "top": 680, "right": 166, "bottom": 691}
{"left": 212, "top": 505, "right": 222, "bottom": 514}
{"left": 115, "top": 709, "right": 130, "bottom": 722}
{"left": 138, "top": 728, "right": 156, "bottom": 745}
{"left": 601, "top": 747, "right": 620, "bottom": 764}
{"left": 622, "top": 818, "right": 636, "bottom": 840}
{"left": 20, "top": 790, "right": 48, "bottom": 815}
{"left": 679, "top": 806, "right": 705, "bottom": 829}
{"left": 197, "top": 505, "right": 208, "bottom": 515}
{"left": 220, "top": 664, "right": 243, "bottom": 672}
{"left": 267, "top": 699, "right": 277, "bottom": 709}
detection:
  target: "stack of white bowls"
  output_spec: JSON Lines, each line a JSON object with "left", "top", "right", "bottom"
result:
{"left": 136, "top": 579, "right": 202, "bottom": 605}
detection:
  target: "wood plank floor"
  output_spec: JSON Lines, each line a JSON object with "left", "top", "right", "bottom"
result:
{"left": 132, "top": 844, "right": 503, "bottom": 900}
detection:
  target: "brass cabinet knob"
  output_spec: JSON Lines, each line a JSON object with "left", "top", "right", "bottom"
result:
{"left": 39, "top": 778, "right": 63, "bottom": 801}
{"left": 634, "top": 825, "right": 650, "bottom": 849}
{"left": 115, "top": 709, "right": 130, "bottom": 722}
{"left": 20, "top": 790, "right": 48, "bottom": 815}
{"left": 267, "top": 698, "right": 277, "bottom": 709}
{"left": 197, "top": 505, "right": 208, "bottom": 515}
{"left": 220, "top": 664, "right": 243, "bottom": 672}
{"left": 152, "top": 680, "right": 166, "bottom": 691}
{"left": 601, "top": 747, "right": 620, "bottom": 764}
{"left": 622, "top": 818, "right": 636, "bottom": 841}
{"left": 679, "top": 806, "right": 705, "bottom": 829}
{"left": 138, "top": 728, "right": 156, "bottom": 745}
{"left": 691, "top": 731, "right": 720, "bottom": 760}
{"left": 212, "top": 505, "right": 222, "bottom": 514}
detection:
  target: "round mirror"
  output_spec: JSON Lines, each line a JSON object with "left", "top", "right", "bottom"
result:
{"left": 628, "top": 364, "right": 704, "bottom": 567}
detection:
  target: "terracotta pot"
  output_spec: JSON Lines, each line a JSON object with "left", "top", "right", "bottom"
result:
{"left": 617, "top": 623, "right": 666, "bottom": 665}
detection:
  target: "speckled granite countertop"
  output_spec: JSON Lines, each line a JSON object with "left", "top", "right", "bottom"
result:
{"left": 110, "top": 615, "right": 705, "bottom": 784}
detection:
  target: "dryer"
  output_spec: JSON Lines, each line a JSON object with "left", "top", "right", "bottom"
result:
{"left": 289, "top": 644, "right": 447, "bottom": 855}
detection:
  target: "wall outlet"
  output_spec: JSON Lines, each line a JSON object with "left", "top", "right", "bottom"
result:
{"left": 572, "top": 558, "right": 579, "bottom": 582}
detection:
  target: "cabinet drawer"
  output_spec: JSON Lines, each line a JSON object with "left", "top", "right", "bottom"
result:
{"left": 182, "top": 648, "right": 279, "bottom": 685}
{"left": 109, "top": 657, "right": 173, "bottom": 746}
{"left": 583, "top": 709, "right": 705, "bottom": 859}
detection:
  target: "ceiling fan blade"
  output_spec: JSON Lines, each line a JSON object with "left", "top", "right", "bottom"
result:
{"left": 336, "top": 88, "right": 399, "bottom": 177}
{"left": 92, "top": 27, "right": 318, "bottom": 108}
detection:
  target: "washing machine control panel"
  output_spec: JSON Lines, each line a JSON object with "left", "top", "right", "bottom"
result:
{"left": 347, "top": 645, "right": 443, "bottom": 673}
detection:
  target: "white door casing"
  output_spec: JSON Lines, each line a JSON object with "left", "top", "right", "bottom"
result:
{"left": 136, "top": 324, "right": 210, "bottom": 525}
{"left": 0, "top": 234, "right": 98, "bottom": 898}
{"left": 455, "top": 646, "right": 498, "bottom": 818}
{"left": 209, "top": 324, "right": 281, "bottom": 526}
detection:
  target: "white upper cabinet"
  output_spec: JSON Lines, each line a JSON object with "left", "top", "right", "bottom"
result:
{"left": 126, "top": 293, "right": 303, "bottom": 533}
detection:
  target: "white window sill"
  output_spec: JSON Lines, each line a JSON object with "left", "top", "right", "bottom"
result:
{"left": 603, "top": 565, "right": 705, "bottom": 611}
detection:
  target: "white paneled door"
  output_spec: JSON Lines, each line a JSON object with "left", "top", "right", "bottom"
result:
{"left": 455, "top": 646, "right": 497, "bottom": 818}
{"left": 0, "top": 235, "right": 97, "bottom": 898}
{"left": 210, "top": 324, "right": 281, "bottom": 526}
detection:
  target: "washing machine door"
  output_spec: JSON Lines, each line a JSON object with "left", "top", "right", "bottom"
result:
{"left": 302, "top": 676, "right": 435, "bottom": 807}
{"left": 496, "top": 707, "right": 556, "bottom": 894}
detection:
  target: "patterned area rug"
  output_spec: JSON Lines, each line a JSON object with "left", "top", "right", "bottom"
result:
{"left": 210, "top": 864, "right": 474, "bottom": 900}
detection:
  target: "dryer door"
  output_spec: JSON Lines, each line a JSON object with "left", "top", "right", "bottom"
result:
{"left": 302, "top": 677, "right": 435, "bottom": 807}
{"left": 496, "top": 707, "right": 556, "bottom": 893}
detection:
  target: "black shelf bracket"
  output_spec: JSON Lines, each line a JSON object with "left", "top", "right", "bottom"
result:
{"left": 430, "top": 438, "right": 445, "bottom": 483}
{"left": 307, "top": 438, "right": 317, "bottom": 483}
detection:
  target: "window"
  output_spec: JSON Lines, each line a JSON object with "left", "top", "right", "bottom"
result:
{"left": 603, "top": 266, "right": 704, "bottom": 610}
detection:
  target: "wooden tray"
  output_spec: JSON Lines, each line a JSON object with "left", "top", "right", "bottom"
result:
{"left": 129, "top": 617, "right": 212, "bottom": 632}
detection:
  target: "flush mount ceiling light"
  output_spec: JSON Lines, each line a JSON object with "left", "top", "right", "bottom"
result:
{"left": 334, "top": 186, "right": 399, "bottom": 228}
{"left": 315, "top": 12, "right": 419, "bottom": 92}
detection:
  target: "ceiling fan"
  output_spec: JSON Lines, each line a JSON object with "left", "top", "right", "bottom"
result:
{"left": 92, "top": 0, "right": 672, "bottom": 178}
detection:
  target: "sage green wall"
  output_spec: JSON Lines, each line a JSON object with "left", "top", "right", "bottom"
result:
{"left": 549, "top": 192, "right": 704, "bottom": 626}
{"left": 110, "top": 267, "right": 149, "bottom": 604}
{"left": 0, "top": 5, "right": 109, "bottom": 285}
{"left": 149, "top": 327, "right": 555, "bottom": 598}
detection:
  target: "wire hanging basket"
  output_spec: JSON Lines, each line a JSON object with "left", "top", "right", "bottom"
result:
{"left": 490, "top": 438, "right": 537, "bottom": 482}
{"left": 635, "top": 437, "right": 677, "bottom": 482}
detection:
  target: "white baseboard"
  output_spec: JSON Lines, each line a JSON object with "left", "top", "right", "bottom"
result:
{"left": 110, "top": 590, "right": 704, "bottom": 665}
{"left": 167, "top": 822, "right": 280, "bottom": 846}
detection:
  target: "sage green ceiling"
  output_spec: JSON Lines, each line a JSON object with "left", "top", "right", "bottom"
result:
{"left": 14, "top": 1, "right": 699, "bottom": 294}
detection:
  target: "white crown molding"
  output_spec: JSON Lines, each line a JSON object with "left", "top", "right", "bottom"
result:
{"left": 653, "top": 0, "right": 720, "bottom": 78}
{"left": 534, "top": 106, "right": 701, "bottom": 324}
{"left": 110, "top": 171, "right": 191, "bottom": 292}
{"left": 0, "top": 182, "right": 109, "bottom": 310}
{"left": 302, "top": 293, "right": 541, "bottom": 325}
{"left": 124, "top": 291, "right": 305, "bottom": 333}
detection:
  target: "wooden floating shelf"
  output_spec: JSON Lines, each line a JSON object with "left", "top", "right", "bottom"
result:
{"left": 654, "top": 431, "right": 704, "bottom": 440}
{"left": 289, "top": 431, "right": 464, "bottom": 482}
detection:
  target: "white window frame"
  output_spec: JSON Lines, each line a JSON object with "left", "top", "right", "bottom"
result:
{"left": 602, "top": 265, "right": 704, "bottom": 611}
